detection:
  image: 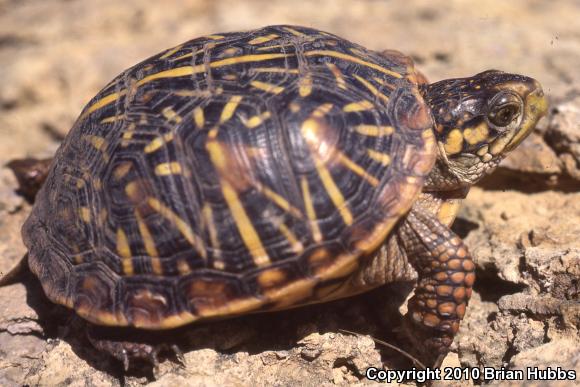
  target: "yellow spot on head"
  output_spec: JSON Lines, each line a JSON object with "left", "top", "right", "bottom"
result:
{"left": 444, "top": 129, "right": 464, "bottom": 155}
{"left": 462, "top": 122, "right": 489, "bottom": 145}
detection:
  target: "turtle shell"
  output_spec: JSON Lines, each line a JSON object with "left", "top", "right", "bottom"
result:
{"left": 23, "top": 25, "right": 436, "bottom": 329}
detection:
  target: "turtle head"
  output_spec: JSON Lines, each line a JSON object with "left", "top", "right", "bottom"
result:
{"left": 421, "top": 70, "right": 548, "bottom": 190}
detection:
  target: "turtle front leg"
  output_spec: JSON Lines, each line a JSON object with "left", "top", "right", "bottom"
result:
{"left": 398, "top": 208, "right": 475, "bottom": 367}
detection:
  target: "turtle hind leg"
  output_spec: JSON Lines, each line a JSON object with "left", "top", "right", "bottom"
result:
{"left": 398, "top": 208, "right": 475, "bottom": 367}
{"left": 7, "top": 157, "right": 53, "bottom": 203}
{"left": 86, "top": 324, "right": 185, "bottom": 374}
{"left": 0, "top": 254, "right": 29, "bottom": 287}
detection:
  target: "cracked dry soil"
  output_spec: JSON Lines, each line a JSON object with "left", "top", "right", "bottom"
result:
{"left": 1, "top": 0, "right": 579, "bottom": 386}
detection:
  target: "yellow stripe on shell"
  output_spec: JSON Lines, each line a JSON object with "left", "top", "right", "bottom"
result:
{"left": 282, "top": 27, "right": 306, "bottom": 36}
{"left": 220, "top": 95, "right": 243, "bottom": 123}
{"left": 248, "top": 34, "right": 279, "bottom": 45}
{"left": 202, "top": 203, "right": 223, "bottom": 268}
{"left": 221, "top": 179, "right": 271, "bottom": 267}
{"left": 144, "top": 133, "right": 174, "bottom": 154}
{"left": 154, "top": 162, "right": 182, "bottom": 176}
{"left": 136, "top": 66, "right": 198, "bottom": 87}
{"left": 256, "top": 182, "right": 303, "bottom": 218}
{"left": 79, "top": 207, "right": 91, "bottom": 223}
{"left": 243, "top": 111, "right": 271, "bottom": 128}
{"left": 343, "top": 100, "right": 374, "bottom": 112}
{"left": 79, "top": 91, "right": 126, "bottom": 120}
{"left": 250, "top": 80, "right": 284, "bottom": 94}
{"left": 352, "top": 74, "right": 389, "bottom": 104}
{"left": 300, "top": 176, "right": 322, "bottom": 243}
{"left": 116, "top": 228, "right": 132, "bottom": 259}
{"left": 83, "top": 54, "right": 290, "bottom": 119}
{"left": 193, "top": 107, "right": 205, "bottom": 128}
{"left": 315, "top": 161, "right": 353, "bottom": 226}
{"left": 277, "top": 222, "right": 303, "bottom": 253}
{"left": 305, "top": 50, "right": 403, "bottom": 79}
{"left": 299, "top": 74, "right": 313, "bottom": 97}
{"left": 100, "top": 114, "right": 124, "bottom": 124}
{"left": 325, "top": 62, "right": 347, "bottom": 90}
{"left": 205, "top": 139, "right": 270, "bottom": 267}
{"left": 159, "top": 44, "right": 184, "bottom": 59}
{"left": 147, "top": 197, "right": 206, "bottom": 259}
{"left": 162, "top": 107, "right": 182, "bottom": 124}
{"left": 367, "top": 149, "right": 391, "bottom": 165}
{"left": 252, "top": 67, "right": 299, "bottom": 74}
{"left": 135, "top": 210, "right": 159, "bottom": 259}
{"left": 113, "top": 162, "right": 132, "bottom": 180}
{"left": 335, "top": 151, "right": 379, "bottom": 186}
{"left": 354, "top": 125, "right": 394, "bottom": 137}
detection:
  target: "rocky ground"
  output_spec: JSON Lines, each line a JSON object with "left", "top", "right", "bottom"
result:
{"left": 0, "top": 0, "right": 579, "bottom": 386}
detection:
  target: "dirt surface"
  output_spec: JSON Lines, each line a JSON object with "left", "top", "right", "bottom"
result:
{"left": 0, "top": 0, "right": 579, "bottom": 386}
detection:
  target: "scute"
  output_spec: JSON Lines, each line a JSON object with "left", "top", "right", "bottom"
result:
{"left": 23, "top": 25, "right": 437, "bottom": 329}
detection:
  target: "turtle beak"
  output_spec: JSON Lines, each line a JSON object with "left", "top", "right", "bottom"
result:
{"left": 505, "top": 80, "right": 548, "bottom": 151}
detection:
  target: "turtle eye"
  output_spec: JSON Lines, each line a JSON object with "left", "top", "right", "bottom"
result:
{"left": 487, "top": 92, "right": 522, "bottom": 128}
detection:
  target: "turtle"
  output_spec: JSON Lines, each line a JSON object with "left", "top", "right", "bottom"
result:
{"left": 2, "top": 25, "right": 547, "bottom": 370}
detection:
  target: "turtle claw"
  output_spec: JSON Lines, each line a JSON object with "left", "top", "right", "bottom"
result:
{"left": 121, "top": 349, "right": 130, "bottom": 372}
{"left": 170, "top": 344, "right": 186, "bottom": 366}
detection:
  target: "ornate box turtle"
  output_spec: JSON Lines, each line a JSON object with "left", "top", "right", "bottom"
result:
{"left": 3, "top": 25, "right": 547, "bottom": 369}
